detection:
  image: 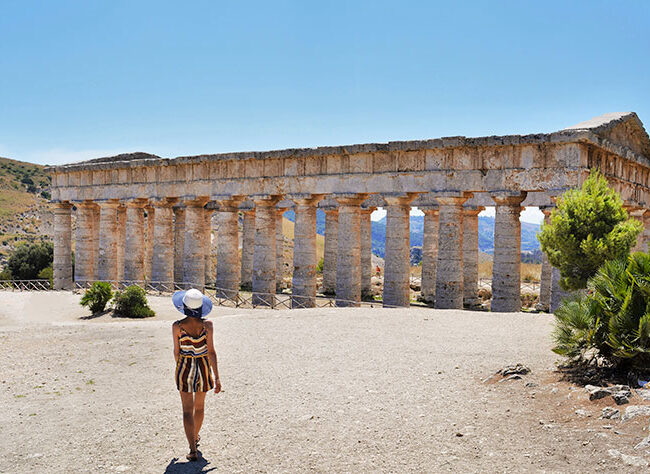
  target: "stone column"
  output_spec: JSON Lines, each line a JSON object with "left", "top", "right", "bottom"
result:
{"left": 490, "top": 193, "right": 527, "bottom": 313}
{"left": 97, "top": 200, "right": 120, "bottom": 283}
{"left": 335, "top": 194, "right": 367, "bottom": 307}
{"left": 276, "top": 208, "right": 287, "bottom": 292}
{"left": 152, "top": 198, "right": 177, "bottom": 287}
{"left": 360, "top": 207, "right": 374, "bottom": 300}
{"left": 322, "top": 207, "right": 338, "bottom": 295}
{"left": 183, "top": 198, "right": 209, "bottom": 290}
{"left": 53, "top": 202, "right": 73, "bottom": 290}
{"left": 551, "top": 267, "right": 572, "bottom": 313}
{"left": 291, "top": 195, "right": 322, "bottom": 308}
{"left": 173, "top": 206, "right": 186, "bottom": 284}
{"left": 462, "top": 206, "right": 482, "bottom": 309}
{"left": 252, "top": 196, "right": 282, "bottom": 306}
{"left": 537, "top": 207, "right": 553, "bottom": 312}
{"left": 435, "top": 195, "right": 470, "bottom": 309}
{"left": 214, "top": 198, "right": 242, "bottom": 299}
{"left": 124, "top": 200, "right": 147, "bottom": 283}
{"left": 204, "top": 207, "right": 214, "bottom": 285}
{"left": 419, "top": 206, "right": 439, "bottom": 305}
{"left": 643, "top": 210, "right": 650, "bottom": 253}
{"left": 240, "top": 208, "right": 255, "bottom": 290}
{"left": 74, "top": 201, "right": 98, "bottom": 286}
{"left": 383, "top": 194, "right": 417, "bottom": 307}
{"left": 631, "top": 209, "right": 647, "bottom": 252}
{"left": 116, "top": 205, "right": 127, "bottom": 284}
{"left": 144, "top": 205, "right": 155, "bottom": 282}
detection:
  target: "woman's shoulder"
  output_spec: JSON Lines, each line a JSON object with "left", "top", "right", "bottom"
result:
{"left": 203, "top": 319, "right": 214, "bottom": 331}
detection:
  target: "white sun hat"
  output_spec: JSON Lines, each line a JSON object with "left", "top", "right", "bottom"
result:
{"left": 172, "top": 288, "right": 213, "bottom": 318}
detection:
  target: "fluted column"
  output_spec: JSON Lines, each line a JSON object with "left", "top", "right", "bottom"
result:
{"left": 435, "top": 195, "right": 470, "bottom": 309}
{"left": 241, "top": 208, "right": 255, "bottom": 290}
{"left": 491, "top": 193, "right": 527, "bottom": 312}
{"left": 360, "top": 207, "right": 374, "bottom": 300}
{"left": 322, "top": 207, "right": 338, "bottom": 295}
{"left": 152, "top": 198, "right": 177, "bottom": 287}
{"left": 419, "top": 206, "right": 439, "bottom": 305}
{"left": 74, "top": 201, "right": 98, "bottom": 286}
{"left": 144, "top": 206, "right": 154, "bottom": 281}
{"left": 204, "top": 207, "right": 214, "bottom": 285}
{"left": 291, "top": 195, "right": 322, "bottom": 308}
{"left": 214, "top": 198, "right": 242, "bottom": 298}
{"left": 551, "top": 268, "right": 572, "bottom": 313}
{"left": 383, "top": 194, "right": 417, "bottom": 307}
{"left": 124, "top": 200, "right": 147, "bottom": 283}
{"left": 182, "top": 198, "right": 209, "bottom": 290}
{"left": 173, "top": 206, "right": 186, "bottom": 284}
{"left": 276, "top": 208, "right": 287, "bottom": 292}
{"left": 253, "top": 196, "right": 282, "bottom": 305}
{"left": 538, "top": 207, "right": 553, "bottom": 312}
{"left": 631, "top": 209, "right": 647, "bottom": 252}
{"left": 116, "top": 205, "right": 126, "bottom": 284}
{"left": 53, "top": 202, "right": 73, "bottom": 290}
{"left": 335, "top": 194, "right": 367, "bottom": 307}
{"left": 97, "top": 200, "right": 120, "bottom": 283}
{"left": 463, "top": 206, "right": 482, "bottom": 309}
{"left": 643, "top": 211, "right": 650, "bottom": 253}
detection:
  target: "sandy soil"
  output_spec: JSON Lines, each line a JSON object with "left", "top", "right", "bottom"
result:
{"left": 1, "top": 291, "right": 649, "bottom": 473}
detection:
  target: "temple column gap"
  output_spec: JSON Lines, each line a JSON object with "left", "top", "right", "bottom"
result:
{"left": 462, "top": 205, "right": 482, "bottom": 309}
{"left": 182, "top": 197, "right": 209, "bottom": 291}
{"left": 335, "top": 194, "right": 367, "bottom": 307}
{"left": 419, "top": 205, "right": 439, "bottom": 306}
{"left": 124, "top": 199, "right": 147, "bottom": 283}
{"left": 53, "top": 202, "right": 73, "bottom": 290}
{"left": 252, "top": 195, "right": 282, "bottom": 306}
{"left": 97, "top": 200, "right": 120, "bottom": 284}
{"left": 383, "top": 194, "right": 418, "bottom": 308}
{"left": 214, "top": 197, "right": 243, "bottom": 299}
{"left": 360, "top": 206, "right": 375, "bottom": 300}
{"left": 290, "top": 194, "right": 323, "bottom": 308}
{"left": 435, "top": 194, "right": 471, "bottom": 309}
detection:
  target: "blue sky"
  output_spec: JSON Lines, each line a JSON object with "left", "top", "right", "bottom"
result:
{"left": 1, "top": 1, "right": 648, "bottom": 222}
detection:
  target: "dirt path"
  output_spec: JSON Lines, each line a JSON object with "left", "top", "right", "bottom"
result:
{"left": 0, "top": 292, "right": 648, "bottom": 473}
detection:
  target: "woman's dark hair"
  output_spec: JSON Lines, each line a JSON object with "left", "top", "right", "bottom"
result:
{"left": 183, "top": 304, "right": 203, "bottom": 318}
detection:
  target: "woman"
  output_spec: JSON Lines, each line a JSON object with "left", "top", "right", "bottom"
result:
{"left": 172, "top": 288, "right": 222, "bottom": 461}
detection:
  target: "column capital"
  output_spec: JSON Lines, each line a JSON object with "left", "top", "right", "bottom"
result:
{"left": 251, "top": 194, "right": 283, "bottom": 207}
{"left": 333, "top": 193, "right": 368, "bottom": 206}
{"left": 418, "top": 203, "right": 439, "bottom": 216}
{"left": 435, "top": 195, "right": 470, "bottom": 206}
{"left": 287, "top": 193, "right": 325, "bottom": 206}
{"left": 462, "top": 205, "right": 484, "bottom": 216}
{"left": 96, "top": 199, "right": 121, "bottom": 209}
{"left": 181, "top": 196, "right": 209, "bottom": 207}
{"left": 153, "top": 197, "right": 180, "bottom": 208}
{"left": 383, "top": 192, "right": 420, "bottom": 207}
{"left": 323, "top": 207, "right": 339, "bottom": 216}
{"left": 124, "top": 198, "right": 149, "bottom": 208}
{"left": 75, "top": 200, "right": 98, "bottom": 209}
{"left": 212, "top": 195, "right": 244, "bottom": 212}
{"left": 490, "top": 191, "right": 527, "bottom": 206}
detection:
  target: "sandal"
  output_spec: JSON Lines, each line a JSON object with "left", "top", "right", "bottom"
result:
{"left": 196, "top": 435, "right": 201, "bottom": 447}
{"left": 186, "top": 450, "right": 198, "bottom": 462}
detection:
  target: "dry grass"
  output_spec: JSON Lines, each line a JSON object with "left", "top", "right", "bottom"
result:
{"left": 479, "top": 260, "right": 541, "bottom": 281}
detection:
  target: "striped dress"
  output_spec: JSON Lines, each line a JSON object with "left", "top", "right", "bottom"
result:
{"left": 175, "top": 325, "right": 214, "bottom": 393}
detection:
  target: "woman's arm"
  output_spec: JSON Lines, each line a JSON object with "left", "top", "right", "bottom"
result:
{"left": 205, "top": 320, "right": 221, "bottom": 393}
{"left": 172, "top": 322, "right": 180, "bottom": 363}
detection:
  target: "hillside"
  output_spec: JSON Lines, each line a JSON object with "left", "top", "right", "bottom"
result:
{"left": 0, "top": 157, "right": 52, "bottom": 264}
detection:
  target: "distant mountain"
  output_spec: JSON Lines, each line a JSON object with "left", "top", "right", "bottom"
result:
{"left": 283, "top": 210, "right": 541, "bottom": 259}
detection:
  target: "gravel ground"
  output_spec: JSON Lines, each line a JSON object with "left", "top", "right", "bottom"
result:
{"left": 1, "top": 291, "right": 649, "bottom": 473}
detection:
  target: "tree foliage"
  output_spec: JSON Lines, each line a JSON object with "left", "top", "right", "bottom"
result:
{"left": 538, "top": 170, "right": 642, "bottom": 291}
{"left": 553, "top": 252, "right": 650, "bottom": 369}
{"left": 80, "top": 281, "right": 114, "bottom": 314}
{"left": 113, "top": 285, "right": 155, "bottom": 318}
{"left": 6, "top": 241, "right": 53, "bottom": 280}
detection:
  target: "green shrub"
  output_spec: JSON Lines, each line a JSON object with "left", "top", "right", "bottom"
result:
{"left": 37, "top": 266, "right": 53, "bottom": 286}
{"left": 539, "top": 170, "right": 642, "bottom": 291}
{"left": 0, "top": 268, "right": 12, "bottom": 281}
{"left": 113, "top": 285, "right": 155, "bottom": 318}
{"left": 553, "top": 252, "right": 650, "bottom": 369}
{"left": 7, "top": 241, "right": 53, "bottom": 280}
{"left": 316, "top": 257, "right": 324, "bottom": 274}
{"left": 80, "top": 282, "right": 114, "bottom": 314}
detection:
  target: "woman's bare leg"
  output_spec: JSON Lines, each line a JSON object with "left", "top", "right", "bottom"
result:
{"left": 193, "top": 391, "right": 207, "bottom": 442}
{"left": 180, "top": 392, "right": 197, "bottom": 454}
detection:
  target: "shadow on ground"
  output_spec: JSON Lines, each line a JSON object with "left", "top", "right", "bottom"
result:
{"left": 164, "top": 452, "right": 215, "bottom": 473}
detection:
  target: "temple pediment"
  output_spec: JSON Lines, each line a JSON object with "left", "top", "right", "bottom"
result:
{"left": 563, "top": 112, "right": 650, "bottom": 159}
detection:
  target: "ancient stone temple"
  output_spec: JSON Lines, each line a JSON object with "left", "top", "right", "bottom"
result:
{"left": 48, "top": 112, "right": 650, "bottom": 311}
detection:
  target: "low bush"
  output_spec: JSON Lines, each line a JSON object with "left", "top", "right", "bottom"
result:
{"left": 113, "top": 285, "right": 155, "bottom": 318}
{"left": 553, "top": 252, "right": 650, "bottom": 369}
{"left": 80, "top": 282, "right": 113, "bottom": 314}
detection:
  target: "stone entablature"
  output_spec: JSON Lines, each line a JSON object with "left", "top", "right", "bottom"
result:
{"left": 47, "top": 112, "right": 650, "bottom": 311}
